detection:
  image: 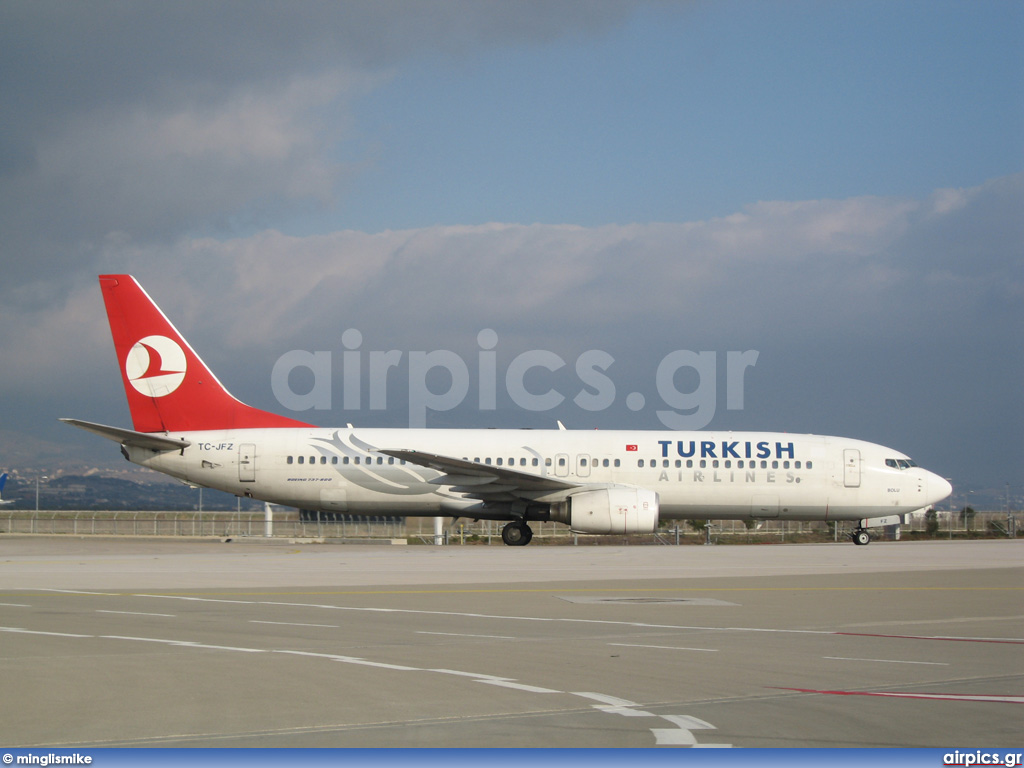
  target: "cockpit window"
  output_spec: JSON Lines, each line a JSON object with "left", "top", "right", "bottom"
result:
{"left": 886, "top": 458, "right": 918, "bottom": 470}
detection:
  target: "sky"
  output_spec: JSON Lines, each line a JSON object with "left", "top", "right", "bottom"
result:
{"left": 0, "top": 0, "right": 1021, "bottom": 500}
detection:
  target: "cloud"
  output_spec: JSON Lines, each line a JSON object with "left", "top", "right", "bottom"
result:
{"left": 61, "top": 173, "right": 1016, "bottom": 361}
{"left": 0, "top": 1, "right": 649, "bottom": 288}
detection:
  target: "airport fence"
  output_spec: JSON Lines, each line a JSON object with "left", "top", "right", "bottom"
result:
{"left": 1, "top": 509, "right": 1016, "bottom": 543}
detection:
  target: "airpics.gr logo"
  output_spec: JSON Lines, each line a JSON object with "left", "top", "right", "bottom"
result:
{"left": 125, "top": 335, "right": 187, "bottom": 398}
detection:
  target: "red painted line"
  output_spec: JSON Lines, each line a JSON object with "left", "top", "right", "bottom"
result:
{"left": 774, "top": 687, "right": 1024, "bottom": 704}
{"left": 836, "top": 632, "right": 1024, "bottom": 645}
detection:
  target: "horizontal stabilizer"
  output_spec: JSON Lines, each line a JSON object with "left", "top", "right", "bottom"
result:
{"left": 59, "top": 418, "right": 191, "bottom": 452}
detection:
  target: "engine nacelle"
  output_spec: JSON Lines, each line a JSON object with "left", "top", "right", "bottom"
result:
{"left": 555, "top": 487, "right": 660, "bottom": 535}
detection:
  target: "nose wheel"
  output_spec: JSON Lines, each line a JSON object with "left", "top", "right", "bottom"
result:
{"left": 501, "top": 521, "right": 533, "bottom": 546}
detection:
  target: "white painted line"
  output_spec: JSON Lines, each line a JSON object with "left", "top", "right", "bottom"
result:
{"left": 98, "top": 610, "right": 175, "bottom": 617}
{"left": 651, "top": 728, "right": 698, "bottom": 746}
{"left": 0, "top": 603, "right": 31, "bottom": 608}
{"left": 135, "top": 594, "right": 255, "bottom": 604}
{"left": 177, "top": 642, "right": 266, "bottom": 653}
{"left": 0, "top": 626, "right": 92, "bottom": 638}
{"left": 101, "top": 635, "right": 265, "bottom": 653}
{"left": 824, "top": 656, "right": 949, "bottom": 666}
{"left": 610, "top": 642, "right": 718, "bottom": 652}
{"left": 428, "top": 668, "right": 512, "bottom": 681}
{"left": 417, "top": 631, "right": 516, "bottom": 639}
{"left": 250, "top": 620, "right": 339, "bottom": 628}
{"left": 573, "top": 691, "right": 654, "bottom": 716}
{"left": 336, "top": 659, "right": 419, "bottom": 671}
{"left": 476, "top": 679, "right": 560, "bottom": 694}
{"left": 36, "top": 588, "right": 111, "bottom": 595}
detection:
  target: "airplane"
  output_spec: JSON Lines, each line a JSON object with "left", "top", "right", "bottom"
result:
{"left": 62, "top": 274, "right": 952, "bottom": 546}
{"left": 0, "top": 473, "right": 11, "bottom": 505}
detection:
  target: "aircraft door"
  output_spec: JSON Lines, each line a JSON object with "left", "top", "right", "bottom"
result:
{"left": 554, "top": 453, "right": 570, "bottom": 477}
{"left": 239, "top": 443, "right": 256, "bottom": 482}
{"left": 576, "top": 454, "right": 591, "bottom": 477}
{"left": 843, "top": 449, "right": 861, "bottom": 488}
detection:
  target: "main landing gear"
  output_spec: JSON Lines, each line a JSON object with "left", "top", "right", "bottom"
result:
{"left": 501, "top": 520, "right": 533, "bottom": 546}
{"left": 852, "top": 527, "right": 871, "bottom": 546}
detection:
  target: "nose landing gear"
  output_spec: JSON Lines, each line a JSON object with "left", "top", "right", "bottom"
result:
{"left": 852, "top": 528, "right": 871, "bottom": 546}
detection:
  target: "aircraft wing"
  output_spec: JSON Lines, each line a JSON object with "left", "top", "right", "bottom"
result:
{"left": 378, "top": 448, "right": 578, "bottom": 503}
{"left": 60, "top": 418, "right": 191, "bottom": 452}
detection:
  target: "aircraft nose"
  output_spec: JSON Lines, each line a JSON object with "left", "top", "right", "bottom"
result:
{"left": 928, "top": 474, "right": 953, "bottom": 506}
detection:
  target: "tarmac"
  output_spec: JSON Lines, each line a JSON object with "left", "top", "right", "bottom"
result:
{"left": 0, "top": 536, "right": 1020, "bottom": 748}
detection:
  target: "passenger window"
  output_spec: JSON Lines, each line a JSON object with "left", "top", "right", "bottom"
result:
{"left": 298, "top": 456, "right": 304, "bottom": 464}
{"left": 724, "top": 460, "right": 731, "bottom": 469}
{"left": 772, "top": 461, "right": 778, "bottom": 469}
{"left": 638, "top": 459, "right": 645, "bottom": 468}
{"left": 287, "top": 456, "right": 293, "bottom": 465}
{"left": 614, "top": 459, "right": 620, "bottom": 467}
{"left": 558, "top": 457, "right": 566, "bottom": 467}
{"left": 675, "top": 460, "right": 681, "bottom": 468}
{"left": 343, "top": 457, "right": 349, "bottom": 465}
{"left": 807, "top": 461, "right": 813, "bottom": 469}
{"left": 496, "top": 458, "right": 503, "bottom": 466}
{"left": 532, "top": 458, "right": 539, "bottom": 466}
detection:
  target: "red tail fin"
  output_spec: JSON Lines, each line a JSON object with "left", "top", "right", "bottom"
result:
{"left": 100, "top": 275, "right": 313, "bottom": 432}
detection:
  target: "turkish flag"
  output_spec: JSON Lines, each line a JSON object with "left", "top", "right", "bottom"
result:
{"left": 626, "top": 444, "right": 638, "bottom": 451}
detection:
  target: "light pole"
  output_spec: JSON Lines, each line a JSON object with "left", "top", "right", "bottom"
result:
{"left": 35, "top": 475, "right": 48, "bottom": 512}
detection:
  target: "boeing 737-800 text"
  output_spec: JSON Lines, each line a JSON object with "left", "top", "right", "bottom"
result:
{"left": 63, "top": 275, "right": 951, "bottom": 546}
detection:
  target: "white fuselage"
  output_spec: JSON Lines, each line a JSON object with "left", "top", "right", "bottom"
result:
{"left": 129, "top": 428, "right": 950, "bottom": 523}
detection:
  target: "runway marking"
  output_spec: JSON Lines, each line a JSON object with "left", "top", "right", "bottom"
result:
{"left": 98, "top": 610, "right": 175, "bottom": 617}
{"left": 0, "top": 603, "right": 31, "bottom": 607}
{"left": 573, "top": 692, "right": 654, "bottom": 716}
{"left": 840, "top": 614, "right": 1024, "bottom": 628}
{"left": 121, "top": 593, "right": 1017, "bottom": 646}
{"left": 572, "top": 693, "right": 730, "bottom": 746}
{"left": 837, "top": 632, "right": 1024, "bottom": 645}
{"left": 250, "top": 620, "right": 340, "bottom": 628}
{"left": 778, "top": 687, "right": 1024, "bottom": 704}
{"left": 1, "top": 618, "right": 728, "bottom": 748}
{"left": 0, "top": 626, "right": 92, "bottom": 638}
{"left": 609, "top": 643, "right": 718, "bottom": 652}
{"left": 824, "top": 656, "right": 949, "bottom": 666}
{"left": 477, "top": 680, "right": 560, "bottom": 694}
{"left": 417, "top": 631, "right": 516, "bottom": 639}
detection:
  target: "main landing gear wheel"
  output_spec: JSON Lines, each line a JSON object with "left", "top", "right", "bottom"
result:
{"left": 852, "top": 529, "right": 871, "bottom": 546}
{"left": 501, "top": 521, "right": 533, "bottom": 546}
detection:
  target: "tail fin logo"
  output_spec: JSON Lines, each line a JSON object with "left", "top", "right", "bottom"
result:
{"left": 125, "top": 335, "right": 187, "bottom": 398}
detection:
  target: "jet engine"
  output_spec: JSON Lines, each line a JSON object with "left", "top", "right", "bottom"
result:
{"left": 551, "top": 487, "right": 659, "bottom": 534}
